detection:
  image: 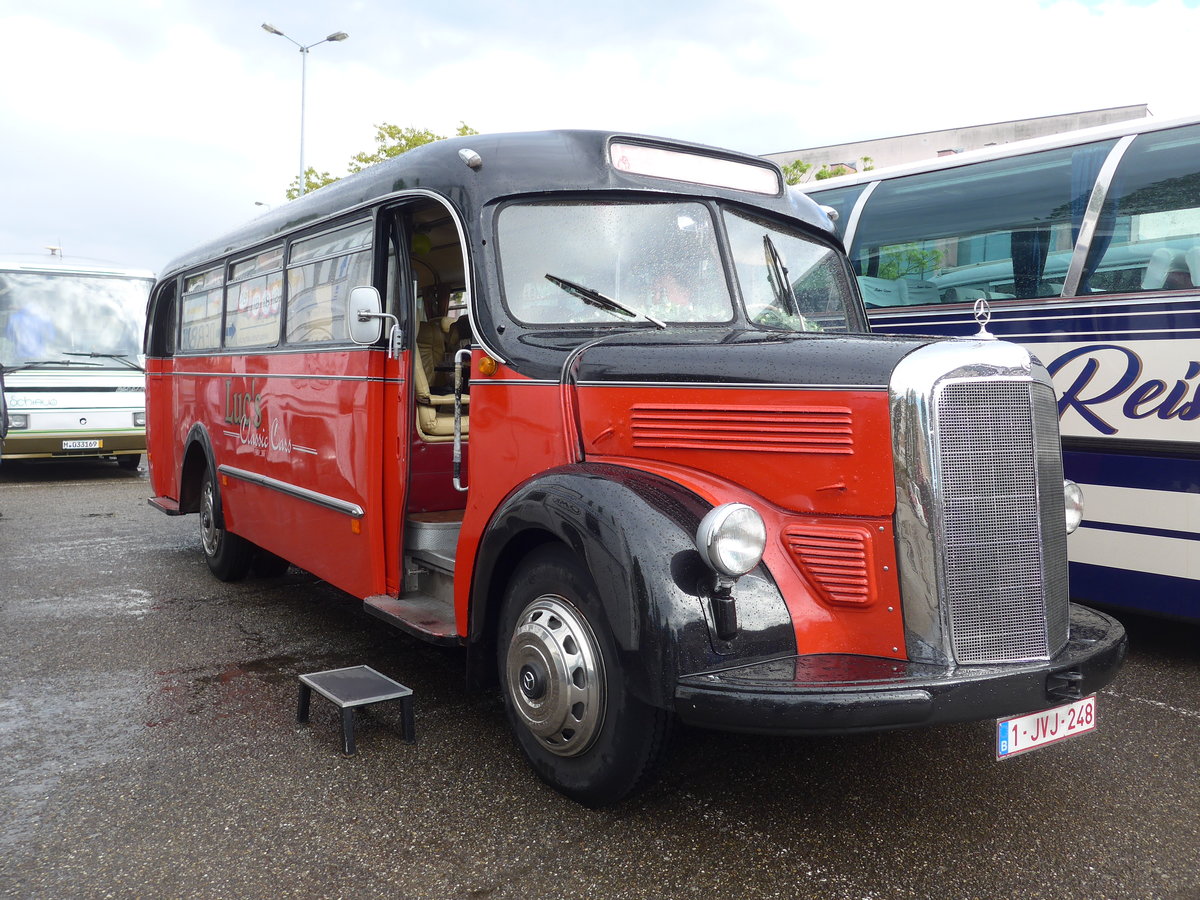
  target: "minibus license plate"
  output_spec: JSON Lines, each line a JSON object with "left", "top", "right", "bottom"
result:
{"left": 62, "top": 439, "right": 102, "bottom": 450}
{"left": 996, "top": 695, "right": 1096, "bottom": 759}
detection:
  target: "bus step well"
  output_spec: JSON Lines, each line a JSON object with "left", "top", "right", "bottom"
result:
{"left": 361, "top": 512, "right": 463, "bottom": 646}
{"left": 364, "top": 593, "right": 459, "bottom": 646}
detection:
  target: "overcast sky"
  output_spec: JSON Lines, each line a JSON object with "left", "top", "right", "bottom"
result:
{"left": 3, "top": 0, "right": 1199, "bottom": 272}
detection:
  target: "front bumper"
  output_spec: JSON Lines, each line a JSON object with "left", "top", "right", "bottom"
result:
{"left": 674, "top": 603, "right": 1127, "bottom": 735}
{"left": 2, "top": 431, "right": 146, "bottom": 459}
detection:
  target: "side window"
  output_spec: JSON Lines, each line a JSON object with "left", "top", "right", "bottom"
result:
{"left": 286, "top": 220, "right": 373, "bottom": 344}
{"left": 179, "top": 267, "right": 224, "bottom": 351}
{"left": 850, "top": 140, "right": 1117, "bottom": 307}
{"left": 1083, "top": 124, "right": 1200, "bottom": 294}
{"left": 146, "top": 279, "right": 177, "bottom": 357}
{"left": 225, "top": 246, "right": 283, "bottom": 348}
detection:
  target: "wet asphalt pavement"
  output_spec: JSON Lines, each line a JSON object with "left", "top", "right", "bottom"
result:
{"left": 1, "top": 459, "right": 1198, "bottom": 900}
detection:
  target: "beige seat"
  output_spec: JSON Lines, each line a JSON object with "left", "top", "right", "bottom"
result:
{"left": 414, "top": 320, "right": 468, "bottom": 440}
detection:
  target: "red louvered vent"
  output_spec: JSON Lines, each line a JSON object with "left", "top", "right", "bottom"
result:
{"left": 630, "top": 404, "right": 853, "bottom": 454}
{"left": 783, "top": 525, "right": 875, "bottom": 607}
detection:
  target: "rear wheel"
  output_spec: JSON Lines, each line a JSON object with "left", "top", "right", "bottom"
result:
{"left": 498, "top": 545, "right": 672, "bottom": 806}
{"left": 199, "top": 468, "right": 253, "bottom": 582}
{"left": 116, "top": 454, "right": 141, "bottom": 471}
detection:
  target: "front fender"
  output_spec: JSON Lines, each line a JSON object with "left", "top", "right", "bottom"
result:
{"left": 469, "top": 463, "right": 796, "bottom": 708}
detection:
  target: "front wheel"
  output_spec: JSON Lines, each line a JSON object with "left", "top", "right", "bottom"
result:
{"left": 199, "top": 468, "right": 253, "bottom": 582}
{"left": 498, "top": 545, "right": 672, "bottom": 806}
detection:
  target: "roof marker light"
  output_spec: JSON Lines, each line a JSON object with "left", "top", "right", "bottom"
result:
{"left": 610, "top": 142, "right": 781, "bottom": 195}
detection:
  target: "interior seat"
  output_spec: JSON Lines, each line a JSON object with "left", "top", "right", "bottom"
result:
{"left": 414, "top": 320, "right": 468, "bottom": 440}
{"left": 1142, "top": 248, "right": 1193, "bottom": 290}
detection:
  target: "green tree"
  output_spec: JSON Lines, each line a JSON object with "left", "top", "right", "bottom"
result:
{"left": 348, "top": 121, "right": 479, "bottom": 173}
{"left": 285, "top": 167, "right": 340, "bottom": 201}
{"left": 814, "top": 156, "right": 874, "bottom": 181}
{"left": 283, "top": 121, "right": 480, "bottom": 199}
{"left": 780, "top": 159, "right": 812, "bottom": 186}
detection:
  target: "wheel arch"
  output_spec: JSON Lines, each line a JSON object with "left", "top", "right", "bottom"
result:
{"left": 466, "top": 463, "right": 793, "bottom": 707}
{"left": 179, "top": 424, "right": 216, "bottom": 517}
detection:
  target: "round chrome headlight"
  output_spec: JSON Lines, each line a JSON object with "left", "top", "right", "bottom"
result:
{"left": 696, "top": 503, "right": 767, "bottom": 578}
{"left": 1064, "top": 479, "right": 1084, "bottom": 534}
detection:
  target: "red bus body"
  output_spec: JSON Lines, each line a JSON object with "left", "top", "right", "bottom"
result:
{"left": 145, "top": 131, "right": 1126, "bottom": 805}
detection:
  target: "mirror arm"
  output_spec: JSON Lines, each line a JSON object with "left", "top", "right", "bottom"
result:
{"left": 356, "top": 310, "right": 401, "bottom": 359}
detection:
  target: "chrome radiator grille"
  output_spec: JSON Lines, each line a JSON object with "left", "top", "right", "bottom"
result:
{"left": 934, "top": 380, "right": 1069, "bottom": 663}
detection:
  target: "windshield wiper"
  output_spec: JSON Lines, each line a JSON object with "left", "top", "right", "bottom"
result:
{"left": 763, "top": 235, "right": 801, "bottom": 318}
{"left": 65, "top": 351, "right": 144, "bottom": 371}
{"left": 2, "top": 358, "right": 105, "bottom": 373}
{"left": 545, "top": 273, "right": 665, "bottom": 329}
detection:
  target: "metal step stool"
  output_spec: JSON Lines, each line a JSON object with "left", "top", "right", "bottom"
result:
{"left": 297, "top": 665, "right": 415, "bottom": 755}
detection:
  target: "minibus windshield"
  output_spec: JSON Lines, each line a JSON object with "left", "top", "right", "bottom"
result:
{"left": 0, "top": 270, "right": 151, "bottom": 368}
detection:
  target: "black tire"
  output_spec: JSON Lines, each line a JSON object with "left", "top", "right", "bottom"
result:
{"left": 251, "top": 548, "right": 290, "bottom": 578}
{"left": 199, "top": 468, "right": 253, "bottom": 582}
{"left": 498, "top": 545, "right": 673, "bottom": 807}
{"left": 116, "top": 454, "right": 141, "bottom": 471}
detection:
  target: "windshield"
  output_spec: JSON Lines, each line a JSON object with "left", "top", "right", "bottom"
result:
{"left": 723, "top": 208, "right": 854, "bottom": 333}
{"left": 497, "top": 200, "right": 734, "bottom": 326}
{"left": 496, "top": 200, "right": 855, "bottom": 333}
{"left": 0, "top": 270, "right": 151, "bottom": 368}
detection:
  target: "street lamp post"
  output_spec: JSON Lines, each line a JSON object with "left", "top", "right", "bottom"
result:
{"left": 261, "top": 23, "right": 349, "bottom": 197}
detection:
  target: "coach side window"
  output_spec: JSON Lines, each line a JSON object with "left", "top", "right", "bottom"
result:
{"left": 285, "top": 220, "right": 373, "bottom": 344}
{"left": 1080, "top": 124, "right": 1200, "bottom": 295}
{"left": 850, "top": 140, "right": 1117, "bottom": 307}
{"left": 179, "top": 267, "right": 224, "bottom": 351}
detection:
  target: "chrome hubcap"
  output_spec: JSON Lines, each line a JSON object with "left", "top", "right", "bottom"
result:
{"left": 506, "top": 594, "right": 605, "bottom": 757}
{"left": 200, "top": 479, "right": 220, "bottom": 557}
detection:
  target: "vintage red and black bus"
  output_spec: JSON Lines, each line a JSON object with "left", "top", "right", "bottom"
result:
{"left": 145, "top": 130, "right": 1126, "bottom": 804}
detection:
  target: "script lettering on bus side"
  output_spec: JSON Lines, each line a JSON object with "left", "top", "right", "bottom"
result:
{"left": 223, "top": 378, "right": 293, "bottom": 455}
{"left": 1047, "top": 344, "right": 1200, "bottom": 436}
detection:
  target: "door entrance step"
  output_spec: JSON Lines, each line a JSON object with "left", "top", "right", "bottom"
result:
{"left": 364, "top": 592, "right": 460, "bottom": 646}
{"left": 406, "top": 511, "right": 462, "bottom": 574}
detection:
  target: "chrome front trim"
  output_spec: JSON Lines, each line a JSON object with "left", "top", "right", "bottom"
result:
{"left": 890, "top": 340, "right": 1068, "bottom": 666}
{"left": 217, "top": 464, "right": 365, "bottom": 518}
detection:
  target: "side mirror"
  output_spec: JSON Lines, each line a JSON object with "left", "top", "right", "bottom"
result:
{"left": 347, "top": 286, "right": 384, "bottom": 345}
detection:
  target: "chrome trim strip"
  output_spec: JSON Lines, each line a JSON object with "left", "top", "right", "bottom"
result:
{"left": 167, "top": 371, "right": 398, "bottom": 384}
{"left": 1062, "top": 134, "right": 1137, "bottom": 297}
{"left": 840, "top": 179, "right": 879, "bottom": 254}
{"left": 470, "top": 379, "right": 560, "bottom": 387}
{"left": 217, "top": 464, "right": 365, "bottom": 518}
{"left": 175, "top": 344, "right": 383, "bottom": 359}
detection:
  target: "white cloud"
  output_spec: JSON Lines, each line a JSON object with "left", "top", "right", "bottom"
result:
{"left": 2, "top": 0, "right": 1199, "bottom": 267}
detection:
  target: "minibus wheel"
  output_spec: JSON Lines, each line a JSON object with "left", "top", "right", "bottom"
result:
{"left": 498, "top": 544, "right": 673, "bottom": 806}
{"left": 199, "top": 468, "right": 253, "bottom": 582}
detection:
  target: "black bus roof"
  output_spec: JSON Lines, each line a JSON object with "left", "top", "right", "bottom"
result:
{"left": 160, "top": 129, "right": 834, "bottom": 279}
